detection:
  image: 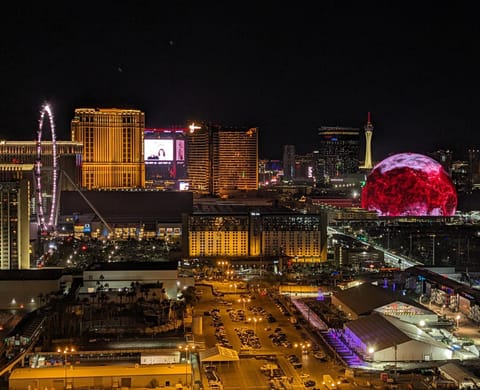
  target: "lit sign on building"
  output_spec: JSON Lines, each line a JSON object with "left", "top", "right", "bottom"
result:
{"left": 145, "top": 139, "right": 174, "bottom": 162}
{"left": 179, "top": 181, "right": 189, "bottom": 190}
{"left": 176, "top": 140, "right": 185, "bottom": 161}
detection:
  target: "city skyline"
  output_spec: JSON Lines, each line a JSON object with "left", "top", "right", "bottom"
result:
{"left": 0, "top": 2, "right": 477, "bottom": 160}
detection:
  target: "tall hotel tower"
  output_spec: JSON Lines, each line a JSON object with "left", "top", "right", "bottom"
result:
{"left": 0, "top": 165, "right": 32, "bottom": 269}
{"left": 71, "top": 108, "right": 145, "bottom": 189}
{"left": 187, "top": 123, "right": 258, "bottom": 196}
{"left": 363, "top": 112, "right": 374, "bottom": 169}
{"left": 282, "top": 145, "right": 296, "bottom": 181}
{"left": 318, "top": 126, "right": 360, "bottom": 179}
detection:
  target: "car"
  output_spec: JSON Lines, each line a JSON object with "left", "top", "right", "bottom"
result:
{"left": 304, "top": 380, "right": 316, "bottom": 387}
{"left": 313, "top": 351, "right": 327, "bottom": 360}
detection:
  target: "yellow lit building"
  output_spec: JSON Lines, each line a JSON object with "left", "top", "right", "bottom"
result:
{"left": 187, "top": 124, "right": 258, "bottom": 195}
{"left": 187, "top": 204, "right": 327, "bottom": 263}
{"left": 9, "top": 363, "right": 192, "bottom": 390}
{"left": 0, "top": 140, "right": 83, "bottom": 191}
{"left": 213, "top": 127, "right": 258, "bottom": 195}
{"left": 71, "top": 108, "right": 145, "bottom": 189}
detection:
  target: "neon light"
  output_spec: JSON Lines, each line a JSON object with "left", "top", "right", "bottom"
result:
{"left": 189, "top": 122, "right": 201, "bottom": 133}
{"left": 35, "top": 103, "right": 59, "bottom": 232}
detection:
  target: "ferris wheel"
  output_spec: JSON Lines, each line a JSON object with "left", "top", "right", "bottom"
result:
{"left": 35, "top": 103, "right": 59, "bottom": 233}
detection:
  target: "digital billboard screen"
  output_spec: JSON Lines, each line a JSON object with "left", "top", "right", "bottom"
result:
{"left": 145, "top": 139, "right": 174, "bottom": 162}
{"left": 176, "top": 140, "right": 185, "bottom": 161}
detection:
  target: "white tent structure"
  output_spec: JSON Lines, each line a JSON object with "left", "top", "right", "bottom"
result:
{"left": 374, "top": 301, "right": 438, "bottom": 326}
{"left": 199, "top": 346, "right": 240, "bottom": 363}
{"left": 344, "top": 313, "right": 452, "bottom": 362}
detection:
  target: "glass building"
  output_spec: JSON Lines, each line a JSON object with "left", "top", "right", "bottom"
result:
{"left": 318, "top": 126, "right": 360, "bottom": 180}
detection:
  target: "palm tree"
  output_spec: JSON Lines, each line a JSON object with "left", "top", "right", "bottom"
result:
{"left": 179, "top": 286, "right": 198, "bottom": 307}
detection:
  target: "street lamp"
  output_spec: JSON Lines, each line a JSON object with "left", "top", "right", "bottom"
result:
{"left": 57, "top": 346, "right": 75, "bottom": 389}
{"left": 247, "top": 316, "right": 262, "bottom": 333}
{"left": 216, "top": 260, "right": 229, "bottom": 279}
{"left": 229, "top": 282, "right": 237, "bottom": 296}
{"left": 238, "top": 297, "right": 250, "bottom": 312}
{"left": 456, "top": 314, "right": 461, "bottom": 329}
{"left": 367, "top": 346, "right": 375, "bottom": 362}
{"left": 294, "top": 342, "right": 311, "bottom": 357}
{"left": 178, "top": 344, "right": 196, "bottom": 388}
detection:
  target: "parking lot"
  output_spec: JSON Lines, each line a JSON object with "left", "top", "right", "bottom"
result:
{"left": 194, "top": 283, "right": 357, "bottom": 389}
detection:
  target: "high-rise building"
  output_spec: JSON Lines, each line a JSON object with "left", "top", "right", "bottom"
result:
{"left": 430, "top": 149, "right": 453, "bottom": 176}
{"left": 451, "top": 160, "right": 469, "bottom": 193}
{"left": 186, "top": 123, "right": 211, "bottom": 194}
{"left": 0, "top": 141, "right": 83, "bottom": 191}
{"left": 362, "top": 112, "right": 373, "bottom": 169}
{"left": 468, "top": 149, "right": 480, "bottom": 190}
{"left": 187, "top": 123, "right": 258, "bottom": 196}
{"left": 311, "top": 150, "right": 326, "bottom": 186}
{"left": 71, "top": 108, "right": 145, "bottom": 189}
{"left": 0, "top": 164, "right": 33, "bottom": 269}
{"left": 282, "top": 145, "right": 296, "bottom": 181}
{"left": 318, "top": 126, "right": 360, "bottom": 180}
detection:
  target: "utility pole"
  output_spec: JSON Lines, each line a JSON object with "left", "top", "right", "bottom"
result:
{"left": 431, "top": 234, "right": 436, "bottom": 266}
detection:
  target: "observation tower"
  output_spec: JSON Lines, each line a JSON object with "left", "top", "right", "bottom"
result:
{"left": 363, "top": 112, "right": 373, "bottom": 169}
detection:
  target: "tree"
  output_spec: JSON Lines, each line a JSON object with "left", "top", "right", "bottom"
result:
{"left": 179, "top": 286, "right": 198, "bottom": 307}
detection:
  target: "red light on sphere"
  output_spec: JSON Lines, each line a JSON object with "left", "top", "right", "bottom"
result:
{"left": 361, "top": 153, "right": 457, "bottom": 217}
{"left": 81, "top": 245, "right": 87, "bottom": 251}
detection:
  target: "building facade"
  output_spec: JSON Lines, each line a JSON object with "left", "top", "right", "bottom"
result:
{"left": 187, "top": 204, "right": 327, "bottom": 263}
{"left": 0, "top": 165, "right": 32, "bottom": 269}
{"left": 318, "top": 126, "right": 360, "bottom": 180}
{"left": 213, "top": 127, "right": 258, "bottom": 195}
{"left": 468, "top": 149, "right": 480, "bottom": 190}
{"left": 187, "top": 124, "right": 258, "bottom": 196}
{"left": 144, "top": 127, "right": 188, "bottom": 190}
{"left": 71, "top": 108, "right": 145, "bottom": 189}
{"left": 0, "top": 141, "right": 83, "bottom": 191}
{"left": 282, "top": 145, "right": 296, "bottom": 181}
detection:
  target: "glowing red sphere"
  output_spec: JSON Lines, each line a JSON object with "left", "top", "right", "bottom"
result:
{"left": 361, "top": 153, "right": 457, "bottom": 216}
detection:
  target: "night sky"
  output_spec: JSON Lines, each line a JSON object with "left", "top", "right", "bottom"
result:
{"left": 0, "top": 1, "right": 477, "bottom": 161}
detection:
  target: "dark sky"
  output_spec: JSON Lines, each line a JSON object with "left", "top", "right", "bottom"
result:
{"left": 0, "top": 1, "right": 477, "bottom": 160}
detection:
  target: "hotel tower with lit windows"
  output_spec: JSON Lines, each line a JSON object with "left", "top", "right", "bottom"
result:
{"left": 0, "top": 165, "right": 32, "bottom": 269}
{"left": 71, "top": 108, "right": 145, "bottom": 189}
{"left": 187, "top": 123, "right": 258, "bottom": 196}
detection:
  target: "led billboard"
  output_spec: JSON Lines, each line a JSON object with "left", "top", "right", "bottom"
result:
{"left": 176, "top": 140, "right": 185, "bottom": 161}
{"left": 145, "top": 139, "right": 174, "bottom": 161}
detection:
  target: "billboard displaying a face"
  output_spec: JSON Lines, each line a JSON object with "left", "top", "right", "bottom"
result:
{"left": 145, "top": 139, "right": 174, "bottom": 161}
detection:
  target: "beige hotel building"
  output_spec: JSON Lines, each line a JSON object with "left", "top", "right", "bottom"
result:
{"left": 71, "top": 108, "right": 145, "bottom": 189}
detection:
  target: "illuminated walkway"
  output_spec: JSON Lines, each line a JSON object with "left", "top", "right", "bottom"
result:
{"left": 290, "top": 298, "right": 328, "bottom": 332}
{"left": 322, "top": 329, "right": 363, "bottom": 368}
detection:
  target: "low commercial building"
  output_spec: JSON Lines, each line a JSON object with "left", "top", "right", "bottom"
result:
{"left": 438, "top": 362, "right": 480, "bottom": 389}
{"left": 81, "top": 261, "right": 194, "bottom": 300}
{"left": 58, "top": 190, "right": 193, "bottom": 240}
{"left": 331, "top": 282, "right": 432, "bottom": 321}
{"left": 0, "top": 268, "right": 72, "bottom": 310}
{"left": 9, "top": 363, "right": 192, "bottom": 390}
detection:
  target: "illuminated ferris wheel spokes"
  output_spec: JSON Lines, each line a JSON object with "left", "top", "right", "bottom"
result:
{"left": 35, "top": 103, "right": 59, "bottom": 232}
